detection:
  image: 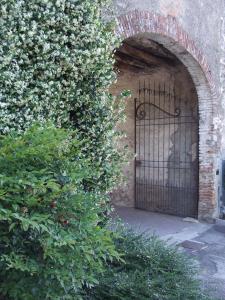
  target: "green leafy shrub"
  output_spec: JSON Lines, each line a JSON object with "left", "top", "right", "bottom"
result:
{"left": 0, "top": 0, "right": 125, "bottom": 193}
{"left": 84, "top": 229, "right": 210, "bottom": 300}
{"left": 0, "top": 124, "right": 120, "bottom": 300}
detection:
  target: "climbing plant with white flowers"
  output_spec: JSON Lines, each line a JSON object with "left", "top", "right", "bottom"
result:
{"left": 0, "top": 0, "right": 126, "bottom": 192}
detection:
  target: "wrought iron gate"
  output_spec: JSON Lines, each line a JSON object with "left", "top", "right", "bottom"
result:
{"left": 134, "top": 80, "right": 199, "bottom": 217}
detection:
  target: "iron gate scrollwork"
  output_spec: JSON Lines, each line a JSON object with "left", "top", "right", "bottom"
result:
{"left": 134, "top": 80, "right": 199, "bottom": 217}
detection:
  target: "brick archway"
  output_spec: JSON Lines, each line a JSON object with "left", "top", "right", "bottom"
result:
{"left": 116, "top": 10, "right": 219, "bottom": 220}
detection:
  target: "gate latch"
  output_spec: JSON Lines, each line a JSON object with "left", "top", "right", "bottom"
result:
{"left": 135, "top": 160, "right": 142, "bottom": 166}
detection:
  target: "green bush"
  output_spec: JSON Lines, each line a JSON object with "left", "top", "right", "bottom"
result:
{"left": 0, "top": 124, "right": 119, "bottom": 300}
{"left": 84, "top": 229, "right": 210, "bottom": 300}
{"left": 0, "top": 0, "right": 125, "bottom": 193}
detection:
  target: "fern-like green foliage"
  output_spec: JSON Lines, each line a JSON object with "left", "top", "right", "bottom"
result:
{"left": 84, "top": 228, "right": 211, "bottom": 300}
{"left": 0, "top": 124, "right": 120, "bottom": 300}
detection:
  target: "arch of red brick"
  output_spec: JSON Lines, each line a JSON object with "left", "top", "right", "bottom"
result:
{"left": 116, "top": 10, "right": 219, "bottom": 220}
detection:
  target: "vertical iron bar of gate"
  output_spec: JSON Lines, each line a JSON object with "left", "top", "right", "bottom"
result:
{"left": 148, "top": 80, "right": 150, "bottom": 209}
{"left": 173, "top": 86, "right": 176, "bottom": 210}
{"left": 143, "top": 80, "right": 146, "bottom": 208}
{"left": 197, "top": 101, "right": 200, "bottom": 217}
{"left": 158, "top": 82, "right": 161, "bottom": 209}
{"left": 138, "top": 80, "right": 141, "bottom": 207}
{"left": 183, "top": 91, "right": 188, "bottom": 211}
{"left": 163, "top": 82, "right": 166, "bottom": 209}
{"left": 178, "top": 94, "right": 181, "bottom": 215}
{"left": 153, "top": 81, "right": 156, "bottom": 206}
{"left": 190, "top": 98, "right": 193, "bottom": 215}
{"left": 168, "top": 83, "right": 171, "bottom": 208}
{"left": 134, "top": 97, "right": 137, "bottom": 207}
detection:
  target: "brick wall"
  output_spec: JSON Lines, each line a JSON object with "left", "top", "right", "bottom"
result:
{"left": 113, "top": 9, "right": 223, "bottom": 220}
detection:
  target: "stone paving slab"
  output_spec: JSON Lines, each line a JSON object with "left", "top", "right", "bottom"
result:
{"left": 180, "top": 226, "right": 225, "bottom": 299}
{"left": 179, "top": 239, "right": 208, "bottom": 251}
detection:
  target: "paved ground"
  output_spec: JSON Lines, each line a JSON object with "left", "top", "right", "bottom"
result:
{"left": 186, "top": 226, "right": 225, "bottom": 299}
{"left": 113, "top": 206, "right": 212, "bottom": 243}
{"left": 113, "top": 206, "right": 225, "bottom": 300}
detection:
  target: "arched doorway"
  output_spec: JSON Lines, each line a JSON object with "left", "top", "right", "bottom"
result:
{"left": 111, "top": 10, "right": 219, "bottom": 220}
{"left": 112, "top": 35, "right": 199, "bottom": 218}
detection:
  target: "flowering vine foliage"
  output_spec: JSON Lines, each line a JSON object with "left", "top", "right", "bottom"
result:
{"left": 0, "top": 0, "right": 126, "bottom": 192}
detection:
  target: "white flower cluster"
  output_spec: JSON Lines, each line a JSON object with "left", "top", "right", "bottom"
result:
{"left": 0, "top": 0, "right": 118, "bottom": 134}
{"left": 0, "top": 0, "right": 125, "bottom": 192}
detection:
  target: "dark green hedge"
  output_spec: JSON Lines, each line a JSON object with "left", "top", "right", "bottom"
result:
{"left": 0, "top": 124, "right": 120, "bottom": 299}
